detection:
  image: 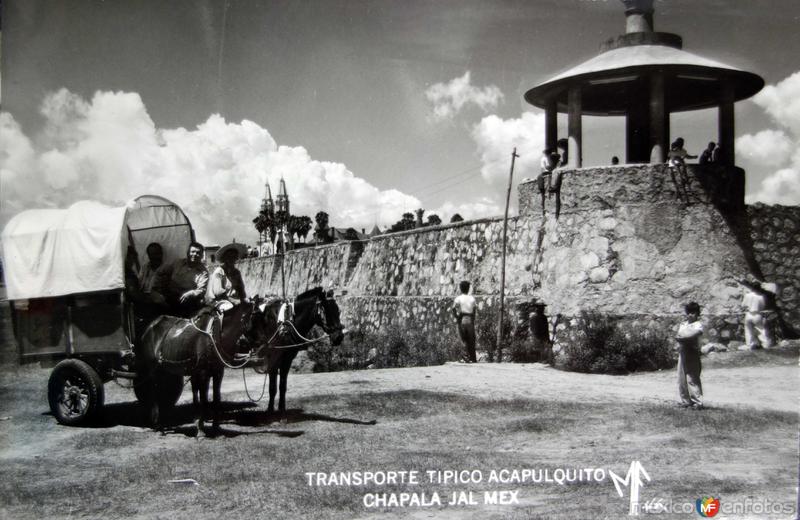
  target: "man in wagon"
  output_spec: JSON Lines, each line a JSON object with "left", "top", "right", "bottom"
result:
{"left": 125, "top": 242, "right": 169, "bottom": 336}
{"left": 205, "top": 242, "right": 247, "bottom": 310}
{"left": 152, "top": 241, "right": 209, "bottom": 318}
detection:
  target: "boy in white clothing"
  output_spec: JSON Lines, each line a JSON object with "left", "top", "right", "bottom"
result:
{"left": 676, "top": 301, "right": 704, "bottom": 408}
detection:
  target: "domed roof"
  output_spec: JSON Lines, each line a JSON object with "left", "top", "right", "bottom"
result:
{"left": 525, "top": 44, "right": 764, "bottom": 116}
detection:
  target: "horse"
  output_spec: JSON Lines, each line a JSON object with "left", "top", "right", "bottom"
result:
{"left": 136, "top": 301, "right": 259, "bottom": 434}
{"left": 252, "top": 287, "right": 345, "bottom": 415}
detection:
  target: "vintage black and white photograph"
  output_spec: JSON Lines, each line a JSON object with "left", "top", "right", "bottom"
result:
{"left": 1, "top": 1, "right": 799, "bottom": 518}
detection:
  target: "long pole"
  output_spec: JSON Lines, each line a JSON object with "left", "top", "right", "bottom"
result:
{"left": 280, "top": 224, "right": 287, "bottom": 300}
{"left": 497, "top": 147, "right": 519, "bottom": 357}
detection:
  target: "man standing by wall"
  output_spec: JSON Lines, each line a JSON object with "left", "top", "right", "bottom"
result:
{"left": 741, "top": 279, "right": 774, "bottom": 349}
{"left": 452, "top": 281, "right": 477, "bottom": 363}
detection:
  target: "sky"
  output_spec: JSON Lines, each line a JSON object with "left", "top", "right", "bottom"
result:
{"left": 1, "top": 0, "right": 800, "bottom": 246}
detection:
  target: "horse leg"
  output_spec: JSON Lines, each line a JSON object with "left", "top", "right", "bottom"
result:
{"left": 278, "top": 361, "right": 291, "bottom": 414}
{"left": 211, "top": 369, "right": 223, "bottom": 432}
{"left": 191, "top": 374, "right": 199, "bottom": 408}
{"left": 143, "top": 367, "right": 160, "bottom": 430}
{"left": 267, "top": 369, "right": 278, "bottom": 414}
{"left": 196, "top": 372, "right": 210, "bottom": 433}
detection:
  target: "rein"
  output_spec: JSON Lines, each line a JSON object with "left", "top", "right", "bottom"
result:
{"left": 189, "top": 310, "right": 251, "bottom": 370}
{"left": 260, "top": 298, "right": 337, "bottom": 350}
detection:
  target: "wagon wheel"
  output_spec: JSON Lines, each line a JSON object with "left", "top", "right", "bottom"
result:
{"left": 47, "top": 359, "right": 105, "bottom": 426}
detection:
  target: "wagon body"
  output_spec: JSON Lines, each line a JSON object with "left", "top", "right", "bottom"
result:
{"left": 10, "top": 290, "right": 130, "bottom": 369}
{"left": 2, "top": 195, "right": 195, "bottom": 424}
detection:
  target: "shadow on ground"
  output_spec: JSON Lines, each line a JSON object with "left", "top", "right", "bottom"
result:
{"left": 42, "top": 399, "right": 377, "bottom": 438}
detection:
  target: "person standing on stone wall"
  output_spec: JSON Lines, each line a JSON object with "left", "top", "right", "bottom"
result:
{"left": 699, "top": 141, "right": 716, "bottom": 165}
{"left": 537, "top": 148, "right": 557, "bottom": 216}
{"left": 667, "top": 137, "right": 697, "bottom": 202}
{"left": 452, "top": 280, "right": 478, "bottom": 363}
{"left": 675, "top": 301, "right": 704, "bottom": 409}
{"left": 740, "top": 278, "right": 774, "bottom": 349}
{"left": 556, "top": 138, "right": 568, "bottom": 167}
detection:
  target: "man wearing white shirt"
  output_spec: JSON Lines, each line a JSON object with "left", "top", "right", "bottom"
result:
{"left": 741, "top": 280, "right": 773, "bottom": 349}
{"left": 452, "top": 281, "right": 477, "bottom": 363}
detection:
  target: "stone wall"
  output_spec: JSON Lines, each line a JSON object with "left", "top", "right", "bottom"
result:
{"left": 746, "top": 203, "right": 800, "bottom": 330}
{"left": 239, "top": 241, "right": 358, "bottom": 297}
{"left": 518, "top": 163, "right": 744, "bottom": 218}
{"left": 239, "top": 163, "right": 798, "bottom": 347}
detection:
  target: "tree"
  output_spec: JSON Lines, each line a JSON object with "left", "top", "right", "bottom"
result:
{"left": 450, "top": 213, "right": 464, "bottom": 223}
{"left": 253, "top": 207, "right": 277, "bottom": 244}
{"left": 389, "top": 212, "right": 416, "bottom": 233}
{"left": 426, "top": 214, "right": 442, "bottom": 226}
{"left": 343, "top": 227, "right": 361, "bottom": 241}
{"left": 289, "top": 215, "right": 313, "bottom": 243}
{"left": 314, "top": 211, "right": 332, "bottom": 243}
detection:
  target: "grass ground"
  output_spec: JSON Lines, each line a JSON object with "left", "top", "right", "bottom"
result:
{"left": 0, "top": 346, "right": 798, "bottom": 520}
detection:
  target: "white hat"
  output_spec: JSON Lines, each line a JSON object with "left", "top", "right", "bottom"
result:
{"left": 217, "top": 242, "right": 248, "bottom": 261}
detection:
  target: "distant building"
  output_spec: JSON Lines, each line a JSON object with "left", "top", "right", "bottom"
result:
{"left": 205, "top": 244, "right": 220, "bottom": 263}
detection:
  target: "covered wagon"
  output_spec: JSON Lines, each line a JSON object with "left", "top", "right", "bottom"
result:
{"left": 1, "top": 195, "right": 195, "bottom": 424}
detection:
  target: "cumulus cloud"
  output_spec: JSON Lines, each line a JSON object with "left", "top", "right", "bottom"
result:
{"left": 735, "top": 129, "right": 793, "bottom": 167}
{"left": 0, "top": 89, "right": 421, "bottom": 245}
{"left": 746, "top": 167, "right": 800, "bottom": 205}
{"left": 426, "top": 71, "right": 504, "bottom": 121}
{"left": 471, "top": 111, "right": 546, "bottom": 186}
{"left": 750, "top": 71, "right": 800, "bottom": 135}
{"left": 738, "top": 71, "right": 800, "bottom": 205}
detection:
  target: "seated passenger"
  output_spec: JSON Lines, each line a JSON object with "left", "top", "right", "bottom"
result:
{"left": 139, "top": 243, "right": 165, "bottom": 297}
{"left": 152, "top": 241, "right": 209, "bottom": 318}
{"left": 206, "top": 242, "right": 247, "bottom": 311}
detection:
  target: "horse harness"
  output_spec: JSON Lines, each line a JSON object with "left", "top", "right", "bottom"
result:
{"left": 260, "top": 297, "right": 331, "bottom": 351}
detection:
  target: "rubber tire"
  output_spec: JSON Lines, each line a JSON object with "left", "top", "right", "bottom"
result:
{"left": 48, "top": 359, "right": 105, "bottom": 426}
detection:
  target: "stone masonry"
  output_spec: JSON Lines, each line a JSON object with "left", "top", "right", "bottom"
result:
{"left": 239, "top": 163, "right": 799, "bottom": 347}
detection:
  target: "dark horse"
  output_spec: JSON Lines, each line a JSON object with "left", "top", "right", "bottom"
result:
{"left": 253, "top": 287, "right": 345, "bottom": 415}
{"left": 137, "top": 302, "right": 258, "bottom": 433}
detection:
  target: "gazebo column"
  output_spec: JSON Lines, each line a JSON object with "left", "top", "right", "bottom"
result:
{"left": 718, "top": 83, "right": 735, "bottom": 166}
{"left": 649, "top": 71, "right": 668, "bottom": 163}
{"left": 626, "top": 87, "right": 649, "bottom": 163}
{"left": 568, "top": 85, "right": 582, "bottom": 168}
{"left": 545, "top": 100, "right": 558, "bottom": 152}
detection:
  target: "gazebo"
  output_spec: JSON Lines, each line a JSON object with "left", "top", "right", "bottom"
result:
{"left": 524, "top": 0, "right": 764, "bottom": 167}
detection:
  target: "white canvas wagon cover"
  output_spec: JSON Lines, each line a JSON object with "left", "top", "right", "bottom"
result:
{"left": 2, "top": 195, "right": 193, "bottom": 300}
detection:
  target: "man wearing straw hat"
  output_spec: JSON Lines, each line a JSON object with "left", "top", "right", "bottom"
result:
{"left": 206, "top": 242, "right": 248, "bottom": 308}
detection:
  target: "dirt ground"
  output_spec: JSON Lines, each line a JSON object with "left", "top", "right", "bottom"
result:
{"left": 0, "top": 344, "right": 798, "bottom": 519}
{"left": 2, "top": 346, "right": 798, "bottom": 454}
{"left": 232, "top": 352, "right": 798, "bottom": 413}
